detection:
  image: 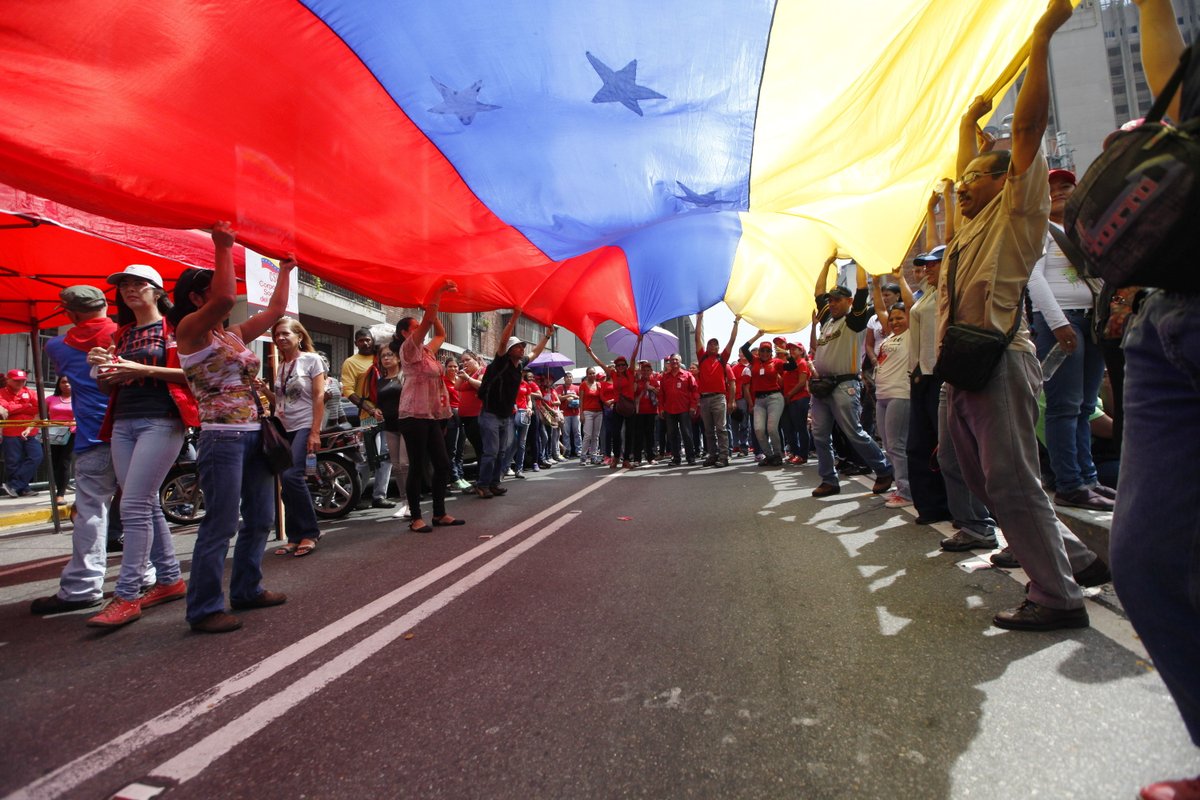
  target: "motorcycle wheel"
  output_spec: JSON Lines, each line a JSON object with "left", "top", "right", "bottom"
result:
{"left": 308, "top": 456, "right": 360, "bottom": 519}
{"left": 160, "top": 467, "right": 206, "bottom": 525}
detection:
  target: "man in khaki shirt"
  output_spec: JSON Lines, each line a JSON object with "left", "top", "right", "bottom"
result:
{"left": 936, "top": 0, "right": 1107, "bottom": 632}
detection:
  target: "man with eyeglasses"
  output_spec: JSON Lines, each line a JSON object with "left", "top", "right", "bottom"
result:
{"left": 658, "top": 354, "right": 699, "bottom": 465}
{"left": 938, "top": 0, "right": 1107, "bottom": 632}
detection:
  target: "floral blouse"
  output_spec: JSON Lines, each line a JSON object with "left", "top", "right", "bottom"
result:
{"left": 398, "top": 336, "right": 451, "bottom": 420}
{"left": 178, "top": 330, "right": 261, "bottom": 430}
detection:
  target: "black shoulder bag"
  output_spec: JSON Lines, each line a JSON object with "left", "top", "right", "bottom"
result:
{"left": 933, "top": 248, "right": 1022, "bottom": 392}
{"left": 252, "top": 391, "right": 296, "bottom": 475}
{"left": 1065, "top": 45, "right": 1199, "bottom": 292}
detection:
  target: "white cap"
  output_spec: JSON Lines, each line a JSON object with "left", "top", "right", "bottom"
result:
{"left": 107, "top": 264, "right": 164, "bottom": 289}
{"left": 505, "top": 336, "right": 526, "bottom": 352}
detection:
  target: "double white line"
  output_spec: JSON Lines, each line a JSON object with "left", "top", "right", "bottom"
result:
{"left": 5, "top": 474, "right": 620, "bottom": 800}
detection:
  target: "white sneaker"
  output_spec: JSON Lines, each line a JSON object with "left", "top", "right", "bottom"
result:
{"left": 391, "top": 503, "right": 411, "bottom": 519}
{"left": 883, "top": 493, "right": 912, "bottom": 509}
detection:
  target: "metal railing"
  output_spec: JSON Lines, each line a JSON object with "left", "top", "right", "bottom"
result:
{"left": 298, "top": 270, "right": 382, "bottom": 310}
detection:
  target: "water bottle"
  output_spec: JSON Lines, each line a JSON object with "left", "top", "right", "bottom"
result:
{"left": 1041, "top": 344, "right": 1069, "bottom": 383}
{"left": 305, "top": 452, "right": 318, "bottom": 476}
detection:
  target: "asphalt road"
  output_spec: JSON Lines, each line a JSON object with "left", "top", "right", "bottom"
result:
{"left": 0, "top": 458, "right": 1194, "bottom": 800}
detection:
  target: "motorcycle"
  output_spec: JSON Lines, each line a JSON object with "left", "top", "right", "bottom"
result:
{"left": 159, "top": 425, "right": 367, "bottom": 525}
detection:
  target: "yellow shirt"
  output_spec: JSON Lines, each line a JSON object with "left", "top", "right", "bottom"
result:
{"left": 340, "top": 352, "right": 376, "bottom": 420}
{"left": 937, "top": 150, "right": 1049, "bottom": 357}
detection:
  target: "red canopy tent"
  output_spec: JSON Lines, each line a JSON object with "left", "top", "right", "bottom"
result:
{"left": 0, "top": 184, "right": 246, "bottom": 333}
{"left": 0, "top": 184, "right": 248, "bottom": 528}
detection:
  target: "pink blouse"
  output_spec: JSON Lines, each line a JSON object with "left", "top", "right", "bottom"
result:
{"left": 398, "top": 336, "right": 451, "bottom": 420}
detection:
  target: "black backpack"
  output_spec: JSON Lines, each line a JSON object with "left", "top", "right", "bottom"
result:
{"left": 1065, "top": 45, "right": 1199, "bottom": 292}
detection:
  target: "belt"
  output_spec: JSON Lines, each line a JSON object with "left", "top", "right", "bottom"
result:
{"left": 699, "top": 392, "right": 724, "bottom": 398}
{"left": 755, "top": 389, "right": 781, "bottom": 395}
{"left": 825, "top": 374, "right": 859, "bottom": 384}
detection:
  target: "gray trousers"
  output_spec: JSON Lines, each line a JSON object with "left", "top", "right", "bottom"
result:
{"left": 699, "top": 394, "right": 729, "bottom": 460}
{"left": 945, "top": 350, "right": 1094, "bottom": 610}
{"left": 937, "top": 388, "right": 998, "bottom": 540}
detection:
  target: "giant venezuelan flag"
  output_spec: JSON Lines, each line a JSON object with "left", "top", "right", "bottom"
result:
{"left": 0, "top": 1, "right": 1061, "bottom": 339}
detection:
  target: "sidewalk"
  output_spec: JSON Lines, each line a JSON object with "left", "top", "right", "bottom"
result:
{"left": 0, "top": 489, "right": 73, "bottom": 534}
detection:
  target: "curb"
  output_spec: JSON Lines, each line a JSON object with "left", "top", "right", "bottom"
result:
{"left": 0, "top": 504, "right": 72, "bottom": 531}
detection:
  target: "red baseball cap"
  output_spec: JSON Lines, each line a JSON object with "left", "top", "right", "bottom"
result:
{"left": 1048, "top": 168, "right": 1076, "bottom": 186}
{"left": 7, "top": 369, "right": 28, "bottom": 380}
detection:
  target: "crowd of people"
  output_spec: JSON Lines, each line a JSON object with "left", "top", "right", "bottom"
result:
{"left": 3, "top": 0, "right": 1196, "bottom": 793}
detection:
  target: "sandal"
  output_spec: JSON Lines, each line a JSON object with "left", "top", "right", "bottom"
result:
{"left": 293, "top": 540, "right": 318, "bottom": 557}
{"left": 432, "top": 516, "right": 466, "bottom": 527}
{"left": 274, "top": 543, "right": 298, "bottom": 556}
{"left": 409, "top": 521, "right": 433, "bottom": 533}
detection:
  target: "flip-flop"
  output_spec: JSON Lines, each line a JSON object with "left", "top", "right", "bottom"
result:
{"left": 294, "top": 542, "right": 317, "bottom": 557}
{"left": 409, "top": 522, "right": 433, "bottom": 533}
{"left": 274, "top": 543, "right": 298, "bottom": 556}
{"left": 432, "top": 517, "right": 466, "bottom": 527}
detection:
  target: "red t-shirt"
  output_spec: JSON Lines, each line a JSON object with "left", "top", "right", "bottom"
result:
{"left": 636, "top": 374, "right": 660, "bottom": 414}
{"left": 600, "top": 380, "right": 615, "bottom": 406}
{"left": 457, "top": 370, "right": 482, "bottom": 417}
{"left": 580, "top": 380, "right": 605, "bottom": 412}
{"left": 749, "top": 356, "right": 785, "bottom": 395}
{"left": 781, "top": 359, "right": 811, "bottom": 399}
{"left": 560, "top": 385, "right": 581, "bottom": 417}
{"left": 695, "top": 353, "right": 729, "bottom": 394}
{"left": 609, "top": 369, "right": 635, "bottom": 400}
{"left": 443, "top": 375, "right": 460, "bottom": 409}
{"left": 0, "top": 386, "right": 38, "bottom": 437}
{"left": 735, "top": 364, "right": 752, "bottom": 399}
{"left": 515, "top": 380, "right": 534, "bottom": 410}
{"left": 658, "top": 369, "right": 698, "bottom": 414}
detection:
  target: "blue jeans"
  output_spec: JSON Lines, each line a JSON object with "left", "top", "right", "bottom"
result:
{"left": 3, "top": 435, "right": 43, "bottom": 493}
{"left": 1032, "top": 310, "right": 1106, "bottom": 492}
{"left": 752, "top": 392, "right": 785, "bottom": 459}
{"left": 875, "top": 397, "right": 910, "bottom": 500}
{"left": 56, "top": 444, "right": 117, "bottom": 602}
{"left": 186, "top": 429, "right": 275, "bottom": 623}
{"left": 505, "top": 408, "right": 531, "bottom": 473}
{"left": 782, "top": 396, "right": 810, "bottom": 457}
{"left": 110, "top": 417, "right": 184, "bottom": 600}
{"left": 811, "top": 380, "right": 891, "bottom": 486}
{"left": 1111, "top": 290, "right": 1200, "bottom": 744}
{"left": 561, "top": 414, "right": 581, "bottom": 457}
{"left": 281, "top": 427, "right": 321, "bottom": 544}
{"left": 445, "top": 410, "right": 464, "bottom": 480}
{"left": 476, "top": 411, "right": 513, "bottom": 489}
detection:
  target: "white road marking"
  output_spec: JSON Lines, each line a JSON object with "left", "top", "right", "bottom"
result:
{"left": 110, "top": 783, "right": 165, "bottom": 800}
{"left": 1, "top": 475, "right": 618, "bottom": 800}
{"left": 149, "top": 510, "right": 583, "bottom": 785}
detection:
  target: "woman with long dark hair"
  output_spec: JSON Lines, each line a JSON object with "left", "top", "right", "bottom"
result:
{"left": 395, "top": 280, "right": 464, "bottom": 532}
{"left": 170, "top": 223, "right": 294, "bottom": 633}
{"left": 82, "top": 265, "right": 199, "bottom": 628}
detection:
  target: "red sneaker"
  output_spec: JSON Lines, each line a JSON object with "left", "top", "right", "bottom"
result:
{"left": 86, "top": 596, "right": 142, "bottom": 628}
{"left": 140, "top": 579, "right": 187, "bottom": 609}
{"left": 1141, "top": 777, "right": 1200, "bottom": 800}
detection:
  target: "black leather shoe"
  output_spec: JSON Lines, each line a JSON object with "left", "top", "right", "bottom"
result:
{"left": 993, "top": 600, "right": 1089, "bottom": 631}
{"left": 190, "top": 611, "right": 243, "bottom": 633}
{"left": 230, "top": 590, "right": 288, "bottom": 610}
{"left": 872, "top": 473, "right": 894, "bottom": 494}
{"left": 1074, "top": 557, "right": 1112, "bottom": 587}
{"left": 812, "top": 483, "right": 840, "bottom": 497}
{"left": 940, "top": 530, "right": 998, "bottom": 552}
{"left": 990, "top": 546, "right": 1020, "bottom": 569}
{"left": 30, "top": 595, "right": 102, "bottom": 615}
{"left": 371, "top": 498, "right": 396, "bottom": 509}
